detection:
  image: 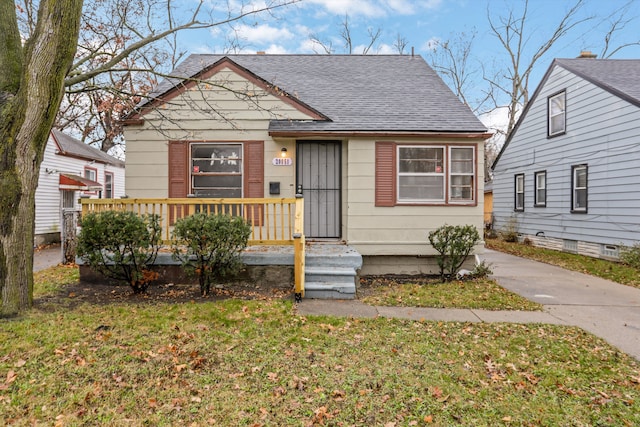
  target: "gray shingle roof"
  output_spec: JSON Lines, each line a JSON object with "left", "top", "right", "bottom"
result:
{"left": 52, "top": 130, "right": 124, "bottom": 167}
{"left": 143, "top": 54, "right": 487, "bottom": 134}
{"left": 555, "top": 58, "right": 640, "bottom": 106}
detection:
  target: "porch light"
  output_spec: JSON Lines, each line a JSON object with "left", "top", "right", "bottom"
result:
{"left": 281, "top": 147, "right": 288, "bottom": 158}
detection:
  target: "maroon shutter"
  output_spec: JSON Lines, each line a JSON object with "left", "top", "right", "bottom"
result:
{"left": 244, "top": 141, "right": 264, "bottom": 224}
{"left": 168, "top": 141, "right": 188, "bottom": 223}
{"left": 375, "top": 141, "right": 396, "bottom": 207}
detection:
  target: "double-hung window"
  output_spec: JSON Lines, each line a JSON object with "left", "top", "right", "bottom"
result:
{"left": 534, "top": 171, "right": 546, "bottom": 207}
{"left": 514, "top": 174, "right": 525, "bottom": 211}
{"left": 190, "top": 143, "right": 243, "bottom": 198}
{"left": 548, "top": 91, "right": 566, "bottom": 137}
{"left": 395, "top": 145, "right": 475, "bottom": 204}
{"left": 104, "top": 172, "right": 114, "bottom": 199}
{"left": 571, "top": 165, "right": 587, "bottom": 212}
{"left": 449, "top": 147, "right": 475, "bottom": 202}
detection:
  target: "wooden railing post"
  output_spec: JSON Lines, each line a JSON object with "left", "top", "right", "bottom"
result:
{"left": 293, "top": 191, "right": 305, "bottom": 301}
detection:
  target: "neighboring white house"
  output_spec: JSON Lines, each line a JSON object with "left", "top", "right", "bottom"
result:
{"left": 492, "top": 55, "right": 640, "bottom": 259}
{"left": 35, "top": 130, "right": 125, "bottom": 245}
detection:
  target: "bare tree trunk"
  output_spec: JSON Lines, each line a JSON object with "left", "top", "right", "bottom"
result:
{"left": 0, "top": 0, "right": 83, "bottom": 316}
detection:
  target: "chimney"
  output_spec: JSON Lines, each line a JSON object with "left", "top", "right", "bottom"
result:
{"left": 578, "top": 50, "right": 597, "bottom": 59}
{"left": 256, "top": 51, "right": 266, "bottom": 55}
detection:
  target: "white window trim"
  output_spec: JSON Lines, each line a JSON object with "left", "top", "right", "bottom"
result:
{"left": 548, "top": 91, "right": 566, "bottom": 137}
{"left": 448, "top": 146, "right": 475, "bottom": 204}
{"left": 534, "top": 171, "right": 546, "bottom": 207}
{"left": 190, "top": 142, "right": 244, "bottom": 198}
{"left": 515, "top": 174, "right": 525, "bottom": 211}
{"left": 572, "top": 165, "right": 587, "bottom": 212}
{"left": 397, "top": 145, "right": 446, "bottom": 203}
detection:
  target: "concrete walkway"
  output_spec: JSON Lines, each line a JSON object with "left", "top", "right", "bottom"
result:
{"left": 298, "top": 249, "right": 640, "bottom": 361}
{"left": 33, "top": 244, "right": 62, "bottom": 272}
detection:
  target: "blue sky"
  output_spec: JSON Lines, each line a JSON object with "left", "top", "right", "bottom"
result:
{"left": 175, "top": 0, "right": 640, "bottom": 131}
{"left": 183, "top": 0, "right": 640, "bottom": 59}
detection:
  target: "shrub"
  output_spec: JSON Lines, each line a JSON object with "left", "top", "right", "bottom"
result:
{"left": 500, "top": 216, "right": 519, "bottom": 242}
{"left": 620, "top": 243, "right": 640, "bottom": 270}
{"left": 77, "top": 211, "right": 161, "bottom": 293}
{"left": 171, "top": 213, "right": 251, "bottom": 296}
{"left": 428, "top": 224, "right": 481, "bottom": 282}
{"left": 470, "top": 259, "right": 493, "bottom": 279}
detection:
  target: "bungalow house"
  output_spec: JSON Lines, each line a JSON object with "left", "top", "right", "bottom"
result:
{"left": 122, "top": 54, "right": 489, "bottom": 294}
{"left": 492, "top": 55, "right": 640, "bottom": 259}
{"left": 36, "top": 130, "right": 125, "bottom": 246}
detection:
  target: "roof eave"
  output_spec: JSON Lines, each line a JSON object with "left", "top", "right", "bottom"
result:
{"left": 269, "top": 129, "right": 492, "bottom": 139}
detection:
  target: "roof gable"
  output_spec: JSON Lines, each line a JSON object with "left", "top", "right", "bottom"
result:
{"left": 131, "top": 54, "right": 488, "bottom": 135}
{"left": 51, "top": 130, "right": 124, "bottom": 167}
{"left": 493, "top": 58, "right": 640, "bottom": 169}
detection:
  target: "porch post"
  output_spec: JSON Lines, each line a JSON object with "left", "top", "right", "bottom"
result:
{"left": 293, "top": 190, "right": 305, "bottom": 301}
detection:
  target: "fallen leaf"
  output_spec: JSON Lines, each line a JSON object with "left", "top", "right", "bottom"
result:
{"left": 14, "top": 359, "right": 26, "bottom": 368}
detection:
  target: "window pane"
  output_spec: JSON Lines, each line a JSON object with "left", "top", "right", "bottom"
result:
{"left": 537, "top": 189, "right": 546, "bottom": 204}
{"left": 399, "top": 176, "right": 444, "bottom": 200}
{"left": 192, "top": 144, "right": 242, "bottom": 173}
{"left": 399, "top": 147, "right": 443, "bottom": 173}
{"left": 550, "top": 96, "right": 564, "bottom": 115}
{"left": 193, "top": 175, "right": 242, "bottom": 189}
{"left": 575, "top": 189, "right": 587, "bottom": 208}
{"left": 450, "top": 175, "right": 473, "bottom": 200}
{"left": 549, "top": 92, "right": 565, "bottom": 135}
{"left": 575, "top": 168, "right": 586, "bottom": 187}
{"left": 450, "top": 147, "right": 474, "bottom": 174}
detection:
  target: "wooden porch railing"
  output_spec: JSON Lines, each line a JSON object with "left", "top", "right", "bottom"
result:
{"left": 80, "top": 197, "right": 305, "bottom": 298}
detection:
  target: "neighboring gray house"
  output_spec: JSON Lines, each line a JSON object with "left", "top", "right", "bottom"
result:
{"left": 35, "top": 130, "right": 125, "bottom": 245}
{"left": 492, "top": 56, "right": 640, "bottom": 258}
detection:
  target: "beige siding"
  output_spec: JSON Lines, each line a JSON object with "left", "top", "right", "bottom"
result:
{"left": 125, "top": 67, "right": 311, "bottom": 199}
{"left": 344, "top": 138, "right": 485, "bottom": 256}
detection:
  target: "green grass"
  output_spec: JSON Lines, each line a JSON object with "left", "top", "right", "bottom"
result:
{"left": 2, "top": 300, "right": 639, "bottom": 426}
{"left": 487, "top": 239, "right": 640, "bottom": 289}
{"left": 33, "top": 265, "right": 79, "bottom": 298}
{"left": 361, "top": 278, "right": 543, "bottom": 311}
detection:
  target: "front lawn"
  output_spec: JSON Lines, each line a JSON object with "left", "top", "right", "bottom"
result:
{"left": 0, "top": 268, "right": 638, "bottom": 425}
{"left": 359, "top": 277, "right": 542, "bottom": 311}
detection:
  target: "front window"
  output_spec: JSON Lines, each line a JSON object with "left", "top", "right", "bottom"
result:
{"left": 398, "top": 146, "right": 445, "bottom": 202}
{"left": 572, "top": 165, "right": 587, "bottom": 212}
{"left": 548, "top": 91, "right": 566, "bottom": 137}
{"left": 514, "top": 174, "right": 524, "bottom": 211}
{"left": 397, "top": 145, "right": 475, "bottom": 204}
{"left": 191, "top": 143, "right": 243, "bottom": 197}
{"left": 534, "top": 171, "right": 546, "bottom": 207}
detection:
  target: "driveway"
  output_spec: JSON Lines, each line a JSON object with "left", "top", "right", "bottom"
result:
{"left": 482, "top": 249, "right": 640, "bottom": 361}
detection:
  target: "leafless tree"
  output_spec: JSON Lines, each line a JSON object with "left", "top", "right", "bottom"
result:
{"left": 0, "top": 0, "right": 300, "bottom": 316}
{"left": 598, "top": 0, "right": 640, "bottom": 58}
{"left": 309, "top": 14, "right": 383, "bottom": 55}
{"left": 16, "top": 0, "right": 299, "bottom": 155}
{"left": 486, "top": 0, "right": 592, "bottom": 135}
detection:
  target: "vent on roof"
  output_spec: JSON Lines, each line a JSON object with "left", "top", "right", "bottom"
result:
{"left": 578, "top": 50, "right": 597, "bottom": 59}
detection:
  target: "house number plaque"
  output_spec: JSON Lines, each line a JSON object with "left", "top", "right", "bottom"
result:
{"left": 272, "top": 158, "right": 292, "bottom": 166}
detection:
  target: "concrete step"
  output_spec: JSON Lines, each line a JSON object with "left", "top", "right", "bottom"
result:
{"left": 305, "top": 266, "right": 357, "bottom": 284}
{"left": 304, "top": 281, "right": 356, "bottom": 299}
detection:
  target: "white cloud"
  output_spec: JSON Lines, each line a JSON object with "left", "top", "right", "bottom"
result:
{"left": 306, "top": 0, "right": 386, "bottom": 17}
{"left": 264, "top": 44, "right": 290, "bottom": 54}
{"left": 234, "top": 23, "right": 295, "bottom": 43}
